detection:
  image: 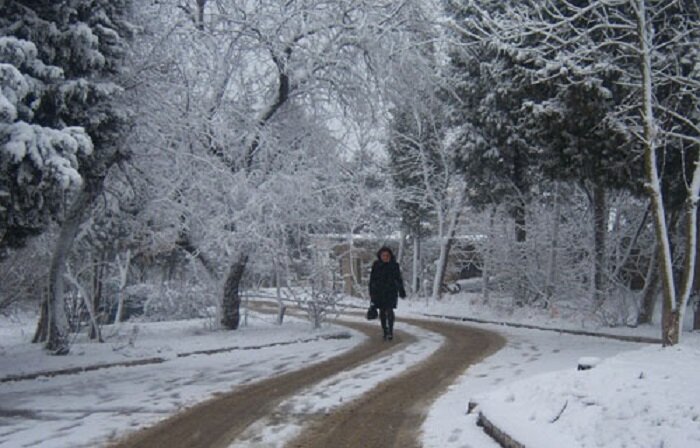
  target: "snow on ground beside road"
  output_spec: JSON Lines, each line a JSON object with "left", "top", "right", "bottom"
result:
{"left": 477, "top": 343, "right": 700, "bottom": 448}
{"left": 229, "top": 321, "right": 444, "bottom": 447}
{"left": 400, "top": 289, "right": 665, "bottom": 340}
{"left": 420, "top": 323, "right": 645, "bottom": 447}
{"left": 0, "top": 311, "right": 361, "bottom": 448}
{"left": 405, "top": 293, "right": 700, "bottom": 448}
{"left": 294, "top": 292, "right": 700, "bottom": 447}
{"left": 0, "top": 311, "right": 344, "bottom": 380}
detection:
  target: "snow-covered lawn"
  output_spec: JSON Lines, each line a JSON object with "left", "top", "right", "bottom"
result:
{"left": 0, "top": 311, "right": 361, "bottom": 448}
{"left": 0, "top": 312, "right": 349, "bottom": 381}
{"left": 420, "top": 321, "right": 700, "bottom": 448}
{"left": 476, "top": 344, "right": 700, "bottom": 448}
{"left": 400, "top": 293, "right": 700, "bottom": 448}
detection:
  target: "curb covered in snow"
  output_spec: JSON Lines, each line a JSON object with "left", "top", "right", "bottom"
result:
{"left": 0, "top": 357, "right": 166, "bottom": 384}
{"left": 423, "top": 313, "right": 661, "bottom": 344}
{"left": 478, "top": 410, "right": 526, "bottom": 448}
{"left": 0, "top": 332, "right": 351, "bottom": 383}
{"left": 469, "top": 399, "right": 527, "bottom": 448}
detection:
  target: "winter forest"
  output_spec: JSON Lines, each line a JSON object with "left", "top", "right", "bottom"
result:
{"left": 2, "top": 0, "right": 700, "bottom": 353}
{"left": 2, "top": 0, "right": 700, "bottom": 447}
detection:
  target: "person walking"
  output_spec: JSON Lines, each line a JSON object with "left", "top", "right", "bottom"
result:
{"left": 369, "top": 246, "right": 406, "bottom": 340}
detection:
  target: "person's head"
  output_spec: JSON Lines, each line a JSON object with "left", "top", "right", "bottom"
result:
{"left": 377, "top": 246, "right": 394, "bottom": 263}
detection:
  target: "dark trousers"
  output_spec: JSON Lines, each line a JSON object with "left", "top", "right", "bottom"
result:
{"left": 379, "top": 308, "right": 394, "bottom": 335}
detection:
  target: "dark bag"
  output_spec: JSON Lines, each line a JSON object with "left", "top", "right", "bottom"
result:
{"left": 366, "top": 305, "right": 378, "bottom": 320}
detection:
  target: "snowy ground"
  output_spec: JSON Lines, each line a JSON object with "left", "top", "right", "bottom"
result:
{"left": 356, "top": 291, "right": 700, "bottom": 448}
{"left": 1, "top": 292, "right": 699, "bottom": 448}
{"left": 475, "top": 343, "right": 700, "bottom": 448}
{"left": 0, "top": 311, "right": 361, "bottom": 448}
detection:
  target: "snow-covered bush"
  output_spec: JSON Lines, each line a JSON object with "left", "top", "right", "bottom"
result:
{"left": 288, "top": 287, "right": 343, "bottom": 329}
{"left": 138, "top": 282, "right": 218, "bottom": 322}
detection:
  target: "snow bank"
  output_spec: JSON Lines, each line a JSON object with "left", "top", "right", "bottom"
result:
{"left": 477, "top": 344, "right": 700, "bottom": 448}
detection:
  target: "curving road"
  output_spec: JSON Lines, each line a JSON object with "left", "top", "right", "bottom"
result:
{"left": 111, "top": 316, "right": 505, "bottom": 448}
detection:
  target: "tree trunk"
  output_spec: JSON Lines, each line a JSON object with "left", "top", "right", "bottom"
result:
{"left": 64, "top": 269, "right": 103, "bottom": 343}
{"left": 274, "top": 260, "right": 286, "bottom": 325}
{"left": 513, "top": 200, "right": 527, "bottom": 244}
{"left": 82, "top": 291, "right": 103, "bottom": 343}
{"left": 397, "top": 227, "right": 406, "bottom": 267}
{"left": 32, "top": 296, "right": 48, "bottom": 343}
{"left": 677, "top": 189, "right": 700, "bottom": 335}
{"left": 635, "top": 1, "right": 677, "bottom": 345}
{"left": 33, "top": 148, "right": 121, "bottom": 352}
{"left": 545, "top": 184, "right": 561, "bottom": 307}
{"left": 45, "top": 184, "right": 101, "bottom": 354}
{"left": 694, "top": 209, "right": 700, "bottom": 330}
{"left": 92, "top": 251, "right": 106, "bottom": 330}
{"left": 114, "top": 249, "right": 131, "bottom": 324}
{"left": 411, "top": 234, "right": 421, "bottom": 294}
{"left": 592, "top": 181, "right": 607, "bottom": 305}
{"left": 638, "top": 242, "right": 660, "bottom": 325}
{"left": 431, "top": 187, "right": 465, "bottom": 301}
{"left": 661, "top": 299, "right": 680, "bottom": 346}
{"left": 512, "top": 199, "right": 527, "bottom": 306}
{"left": 482, "top": 207, "right": 496, "bottom": 303}
{"left": 432, "top": 238, "right": 454, "bottom": 301}
{"left": 221, "top": 254, "right": 248, "bottom": 330}
{"left": 196, "top": 0, "right": 206, "bottom": 30}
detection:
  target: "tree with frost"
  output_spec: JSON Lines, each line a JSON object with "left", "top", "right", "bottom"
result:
{"left": 522, "top": 65, "right": 642, "bottom": 307}
{"left": 381, "top": 4, "right": 469, "bottom": 300}
{"left": 141, "top": 0, "right": 437, "bottom": 330}
{"left": 387, "top": 100, "right": 467, "bottom": 301}
{"left": 444, "top": 0, "right": 540, "bottom": 240}
{"left": 452, "top": 0, "right": 699, "bottom": 344}
{"left": 443, "top": 0, "right": 545, "bottom": 305}
{"left": 1, "top": 0, "right": 134, "bottom": 353}
{"left": 387, "top": 107, "right": 436, "bottom": 294}
{"left": 0, "top": 29, "right": 92, "bottom": 254}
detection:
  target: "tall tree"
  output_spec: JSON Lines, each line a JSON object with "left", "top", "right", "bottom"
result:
{"left": 526, "top": 78, "right": 640, "bottom": 305}
{"left": 443, "top": 0, "right": 543, "bottom": 304}
{"left": 0, "top": 7, "right": 93, "bottom": 255}
{"left": 387, "top": 105, "right": 438, "bottom": 294}
{"left": 150, "top": 0, "right": 436, "bottom": 329}
{"left": 1, "top": 0, "right": 135, "bottom": 353}
{"left": 458, "top": 0, "right": 699, "bottom": 344}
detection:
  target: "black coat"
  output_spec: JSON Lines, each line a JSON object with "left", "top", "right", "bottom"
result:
{"left": 369, "top": 254, "right": 406, "bottom": 309}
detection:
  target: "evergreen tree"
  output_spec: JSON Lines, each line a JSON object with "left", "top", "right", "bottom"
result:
{"left": 443, "top": 0, "right": 544, "bottom": 304}
{"left": 450, "top": 0, "right": 699, "bottom": 344}
{"left": 0, "top": 0, "right": 134, "bottom": 353}
{"left": 517, "top": 35, "right": 641, "bottom": 306}
{"left": 0, "top": 5, "right": 93, "bottom": 254}
{"left": 1, "top": 0, "right": 133, "bottom": 255}
{"left": 443, "top": 0, "right": 540, "bottom": 243}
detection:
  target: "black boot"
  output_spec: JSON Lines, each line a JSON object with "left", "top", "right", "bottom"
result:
{"left": 380, "top": 310, "right": 388, "bottom": 340}
{"left": 387, "top": 310, "right": 394, "bottom": 340}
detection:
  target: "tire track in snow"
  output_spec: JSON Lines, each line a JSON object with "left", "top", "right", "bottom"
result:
{"left": 109, "top": 320, "right": 413, "bottom": 448}
{"left": 229, "top": 321, "right": 444, "bottom": 447}
{"left": 287, "top": 318, "right": 505, "bottom": 448}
